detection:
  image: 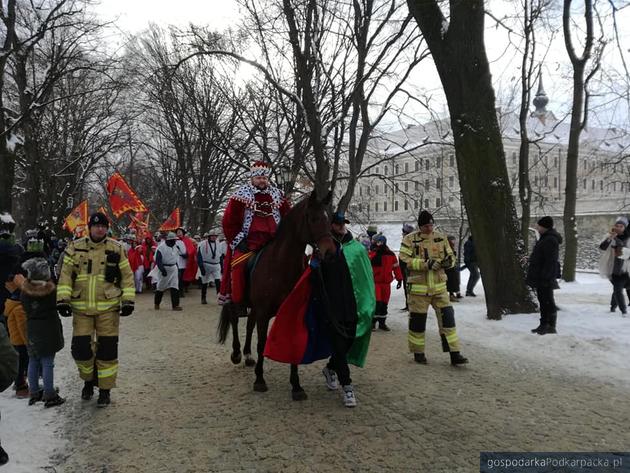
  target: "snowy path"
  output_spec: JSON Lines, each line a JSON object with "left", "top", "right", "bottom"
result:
{"left": 1, "top": 273, "right": 629, "bottom": 472}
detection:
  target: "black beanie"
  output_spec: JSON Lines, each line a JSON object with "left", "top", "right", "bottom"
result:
{"left": 88, "top": 212, "right": 109, "bottom": 228}
{"left": 417, "top": 210, "right": 435, "bottom": 227}
{"left": 537, "top": 216, "right": 553, "bottom": 229}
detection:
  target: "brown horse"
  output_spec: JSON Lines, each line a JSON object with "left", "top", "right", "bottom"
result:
{"left": 217, "top": 190, "right": 336, "bottom": 400}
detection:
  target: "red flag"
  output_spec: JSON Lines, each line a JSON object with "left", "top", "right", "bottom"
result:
{"left": 97, "top": 206, "right": 113, "bottom": 225}
{"left": 106, "top": 172, "right": 147, "bottom": 218}
{"left": 63, "top": 200, "right": 88, "bottom": 235}
{"left": 159, "top": 208, "right": 180, "bottom": 231}
{"left": 129, "top": 212, "right": 150, "bottom": 239}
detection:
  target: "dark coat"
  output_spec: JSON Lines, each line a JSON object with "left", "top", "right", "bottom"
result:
{"left": 0, "top": 323, "right": 17, "bottom": 392}
{"left": 463, "top": 237, "right": 476, "bottom": 265}
{"left": 0, "top": 242, "right": 23, "bottom": 315}
{"left": 20, "top": 281, "right": 64, "bottom": 358}
{"left": 526, "top": 229, "right": 562, "bottom": 288}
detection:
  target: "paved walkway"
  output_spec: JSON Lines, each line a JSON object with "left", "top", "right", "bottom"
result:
{"left": 55, "top": 290, "right": 630, "bottom": 472}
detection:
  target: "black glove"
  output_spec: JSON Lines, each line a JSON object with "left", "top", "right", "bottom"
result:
{"left": 161, "top": 269, "right": 167, "bottom": 277}
{"left": 427, "top": 259, "right": 441, "bottom": 271}
{"left": 200, "top": 267, "right": 206, "bottom": 276}
{"left": 120, "top": 303, "right": 134, "bottom": 317}
{"left": 396, "top": 280, "right": 402, "bottom": 289}
{"left": 56, "top": 302, "right": 72, "bottom": 318}
{"left": 105, "top": 251, "right": 122, "bottom": 283}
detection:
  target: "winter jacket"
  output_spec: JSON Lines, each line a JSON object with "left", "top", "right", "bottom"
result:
{"left": 0, "top": 241, "right": 22, "bottom": 316}
{"left": 369, "top": 246, "right": 403, "bottom": 285}
{"left": 463, "top": 237, "right": 476, "bottom": 265}
{"left": 21, "top": 280, "right": 64, "bottom": 358}
{"left": 526, "top": 228, "right": 562, "bottom": 288}
{"left": 0, "top": 323, "right": 18, "bottom": 392}
{"left": 598, "top": 233, "right": 630, "bottom": 279}
{"left": 3, "top": 298, "right": 27, "bottom": 346}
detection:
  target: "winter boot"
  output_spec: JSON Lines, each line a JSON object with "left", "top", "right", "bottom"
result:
{"left": 342, "top": 385, "right": 357, "bottom": 408}
{"left": 538, "top": 314, "right": 557, "bottom": 335}
{"left": 97, "top": 389, "right": 111, "bottom": 408}
{"left": 201, "top": 284, "right": 208, "bottom": 304}
{"left": 154, "top": 304, "right": 160, "bottom": 310}
{"left": 15, "top": 383, "right": 29, "bottom": 399}
{"left": 450, "top": 352, "right": 469, "bottom": 366}
{"left": 413, "top": 353, "right": 427, "bottom": 364}
{"left": 378, "top": 320, "right": 391, "bottom": 331}
{"left": 81, "top": 380, "right": 95, "bottom": 401}
{"left": 28, "top": 389, "right": 43, "bottom": 406}
{"left": 0, "top": 444, "right": 8, "bottom": 466}
{"left": 44, "top": 394, "right": 66, "bottom": 408}
{"left": 531, "top": 317, "right": 544, "bottom": 333}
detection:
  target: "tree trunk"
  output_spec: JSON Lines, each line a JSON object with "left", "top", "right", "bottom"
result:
{"left": 407, "top": 0, "right": 536, "bottom": 319}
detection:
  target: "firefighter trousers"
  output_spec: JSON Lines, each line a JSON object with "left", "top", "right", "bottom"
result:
{"left": 407, "top": 291, "right": 460, "bottom": 354}
{"left": 71, "top": 311, "right": 120, "bottom": 390}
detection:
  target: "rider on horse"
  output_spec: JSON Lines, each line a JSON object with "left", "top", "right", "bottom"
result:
{"left": 218, "top": 160, "right": 291, "bottom": 305}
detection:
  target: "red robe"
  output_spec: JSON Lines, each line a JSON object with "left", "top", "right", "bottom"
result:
{"left": 127, "top": 245, "right": 143, "bottom": 273}
{"left": 182, "top": 236, "right": 198, "bottom": 282}
{"left": 369, "top": 248, "right": 403, "bottom": 303}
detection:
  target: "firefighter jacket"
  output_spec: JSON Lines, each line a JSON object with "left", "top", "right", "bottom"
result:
{"left": 399, "top": 230, "right": 455, "bottom": 297}
{"left": 56, "top": 237, "right": 135, "bottom": 315}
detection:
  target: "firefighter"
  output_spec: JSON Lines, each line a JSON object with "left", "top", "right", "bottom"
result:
{"left": 399, "top": 210, "right": 468, "bottom": 366}
{"left": 56, "top": 212, "right": 135, "bottom": 407}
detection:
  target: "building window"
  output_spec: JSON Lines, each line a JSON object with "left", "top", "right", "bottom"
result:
{"left": 554, "top": 156, "right": 558, "bottom": 168}
{"left": 544, "top": 176, "right": 548, "bottom": 187}
{"left": 449, "top": 154, "right": 455, "bottom": 167}
{"left": 395, "top": 164, "right": 400, "bottom": 174}
{"left": 415, "top": 161, "right": 420, "bottom": 172}
{"left": 384, "top": 166, "right": 388, "bottom": 176}
{"left": 437, "top": 157, "right": 442, "bottom": 167}
{"left": 359, "top": 187, "right": 362, "bottom": 196}
{"left": 553, "top": 177, "right": 558, "bottom": 188}
{"left": 404, "top": 182, "right": 409, "bottom": 192}
{"left": 367, "top": 203, "right": 370, "bottom": 212}
{"left": 375, "top": 185, "right": 379, "bottom": 195}
{"left": 415, "top": 181, "right": 419, "bottom": 191}
{"left": 583, "top": 160, "right": 587, "bottom": 170}
{"left": 534, "top": 176, "right": 538, "bottom": 186}
{"left": 600, "top": 180, "right": 603, "bottom": 191}
{"left": 394, "top": 201, "right": 399, "bottom": 211}
{"left": 384, "top": 201, "right": 388, "bottom": 212}
{"left": 414, "top": 199, "right": 419, "bottom": 210}
{"left": 375, "top": 202, "right": 379, "bottom": 212}
{"left": 449, "top": 195, "right": 454, "bottom": 203}
{"left": 449, "top": 176, "right": 454, "bottom": 187}
{"left": 591, "top": 179, "right": 595, "bottom": 190}
{"left": 404, "top": 200, "right": 409, "bottom": 210}
{"left": 395, "top": 183, "right": 400, "bottom": 192}
{"left": 436, "top": 177, "right": 442, "bottom": 189}
{"left": 436, "top": 197, "right": 441, "bottom": 207}
{"left": 375, "top": 166, "right": 380, "bottom": 174}
{"left": 425, "top": 161, "right": 430, "bottom": 171}
{"left": 424, "top": 199, "right": 429, "bottom": 208}
{"left": 583, "top": 179, "right": 586, "bottom": 190}
{"left": 425, "top": 179, "right": 430, "bottom": 191}
{"left": 405, "top": 162, "right": 409, "bottom": 173}
{"left": 512, "top": 152, "right": 517, "bottom": 165}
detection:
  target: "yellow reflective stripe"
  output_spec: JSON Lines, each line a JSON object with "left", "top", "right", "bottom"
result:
{"left": 97, "top": 365, "right": 118, "bottom": 378}
{"left": 408, "top": 332, "right": 425, "bottom": 347}
{"left": 71, "top": 302, "right": 87, "bottom": 310}
{"left": 119, "top": 259, "right": 130, "bottom": 269}
{"left": 411, "top": 259, "right": 424, "bottom": 271}
{"left": 122, "top": 288, "right": 135, "bottom": 296}
{"left": 75, "top": 274, "right": 105, "bottom": 282}
{"left": 57, "top": 285, "right": 72, "bottom": 297}
{"left": 399, "top": 246, "right": 413, "bottom": 256}
{"left": 63, "top": 256, "right": 74, "bottom": 265}
{"left": 76, "top": 363, "right": 94, "bottom": 375}
{"left": 89, "top": 276, "right": 97, "bottom": 310}
{"left": 445, "top": 332, "right": 459, "bottom": 344}
{"left": 409, "top": 284, "right": 428, "bottom": 294}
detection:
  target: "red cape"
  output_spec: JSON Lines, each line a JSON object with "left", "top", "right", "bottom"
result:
{"left": 182, "top": 237, "right": 198, "bottom": 282}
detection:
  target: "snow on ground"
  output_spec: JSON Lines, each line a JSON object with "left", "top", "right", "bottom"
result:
{"left": 0, "top": 269, "right": 628, "bottom": 471}
{"left": 0, "top": 328, "right": 73, "bottom": 472}
{"left": 386, "top": 269, "right": 630, "bottom": 388}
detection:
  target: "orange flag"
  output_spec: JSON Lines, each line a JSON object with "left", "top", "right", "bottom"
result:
{"left": 129, "top": 212, "right": 150, "bottom": 239}
{"left": 106, "top": 172, "right": 147, "bottom": 218}
{"left": 97, "top": 206, "right": 113, "bottom": 225}
{"left": 159, "top": 208, "right": 180, "bottom": 231}
{"left": 63, "top": 200, "right": 88, "bottom": 235}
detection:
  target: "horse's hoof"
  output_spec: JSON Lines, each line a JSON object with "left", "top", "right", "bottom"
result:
{"left": 244, "top": 356, "right": 256, "bottom": 367}
{"left": 253, "top": 382, "right": 268, "bottom": 392}
{"left": 292, "top": 390, "right": 308, "bottom": 401}
{"left": 230, "top": 352, "right": 242, "bottom": 365}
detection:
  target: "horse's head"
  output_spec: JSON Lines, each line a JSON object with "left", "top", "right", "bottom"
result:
{"left": 297, "top": 190, "right": 337, "bottom": 260}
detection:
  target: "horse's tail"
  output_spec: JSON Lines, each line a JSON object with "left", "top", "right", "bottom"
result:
{"left": 217, "top": 303, "right": 235, "bottom": 344}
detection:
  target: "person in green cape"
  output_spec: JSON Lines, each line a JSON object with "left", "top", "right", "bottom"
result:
{"left": 320, "top": 212, "right": 375, "bottom": 408}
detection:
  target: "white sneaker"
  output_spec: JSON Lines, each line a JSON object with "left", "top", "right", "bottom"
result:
{"left": 343, "top": 385, "right": 357, "bottom": 408}
{"left": 322, "top": 367, "right": 338, "bottom": 390}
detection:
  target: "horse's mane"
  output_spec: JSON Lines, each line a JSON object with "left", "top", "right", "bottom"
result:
{"left": 274, "top": 194, "right": 311, "bottom": 240}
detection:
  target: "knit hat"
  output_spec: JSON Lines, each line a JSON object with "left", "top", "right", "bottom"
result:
{"left": 250, "top": 160, "right": 272, "bottom": 178}
{"left": 616, "top": 216, "right": 629, "bottom": 228}
{"left": 88, "top": 212, "right": 109, "bottom": 228}
{"left": 417, "top": 210, "right": 435, "bottom": 227}
{"left": 537, "top": 216, "right": 554, "bottom": 229}
{"left": 22, "top": 257, "right": 51, "bottom": 281}
{"left": 166, "top": 232, "right": 178, "bottom": 241}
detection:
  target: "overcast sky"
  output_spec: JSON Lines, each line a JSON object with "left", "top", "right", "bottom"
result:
{"left": 93, "top": 0, "right": 629, "bottom": 128}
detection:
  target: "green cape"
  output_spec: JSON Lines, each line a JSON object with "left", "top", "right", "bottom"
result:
{"left": 344, "top": 239, "right": 375, "bottom": 367}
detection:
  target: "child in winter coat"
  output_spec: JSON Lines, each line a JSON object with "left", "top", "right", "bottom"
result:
{"left": 20, "top": 258, "right": 65, "bottom": 407}
{"left": 3, "top": 273, "right": 29, "bottom": 398}
{"left": 369, "top": 235, "right": 403, "bottom": 331}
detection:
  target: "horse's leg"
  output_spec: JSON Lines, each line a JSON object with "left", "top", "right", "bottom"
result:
{"left": 244, "top": 311, "right": 256, "bottom": 367}
{"left": 230, "top": 305, "right": 242, "bottom": 365}
{"left": 253, "top": 316, "right": 268, "bottom": 392}
{"left": 290, "top": 364, "right": 307, "bottom": 401}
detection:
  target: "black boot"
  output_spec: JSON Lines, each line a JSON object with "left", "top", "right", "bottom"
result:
{"left": 538, "top": 313, "right": 557, "bottom": 335}
{"left": 81, "top": 380, "right": 94, "bottom": 401}
{"left": 201, "top": 284, "right": 208, "bottom": 304}
{"left": 0, "top": 444, "right": 8, "bottom": 466}
{"left": 450, "top": 352, "right": 469, "bottom": 365}
{"left": 97, "top": 389, "right": 111, "bottom": 408}
{"left": 378, "top": 320, "right": 391, "bottom": 331}
{"left": 44, "top": 393, "right": 66, "bottom": 408}
{"left": 413, "top": 353, "right": 427, "bottom": 364}
{"left": 531, "top": 317, "right": 544, "bottom": 333}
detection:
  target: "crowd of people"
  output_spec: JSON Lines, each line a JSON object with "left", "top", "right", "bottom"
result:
{"left": 1, "top": 160, "right": 629, "bottom": 465}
